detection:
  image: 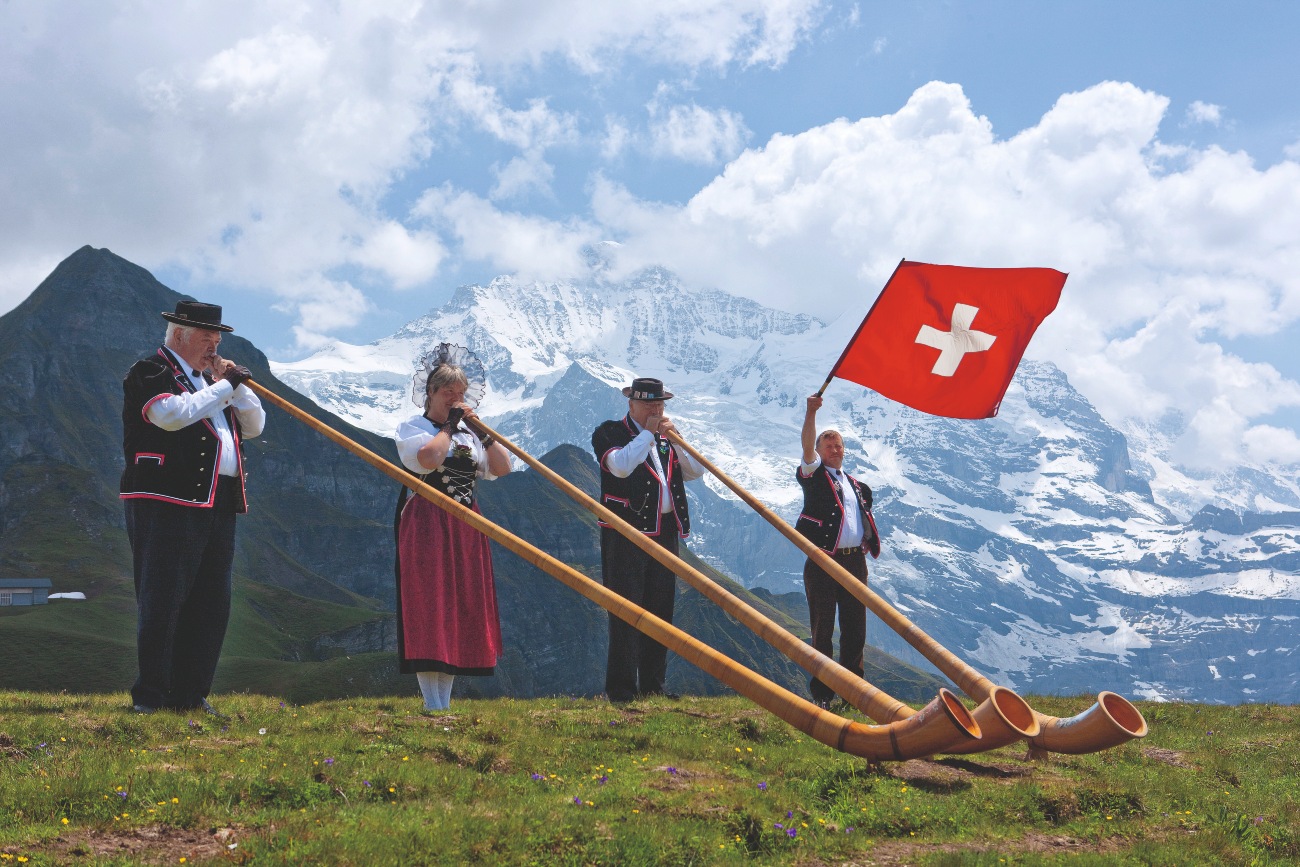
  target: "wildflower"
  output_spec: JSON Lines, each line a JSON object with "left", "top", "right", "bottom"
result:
{"left": 531, "top": 773, "right": 542, "bottom": 780}
{"left": 117, "top": 791, "right": 128, "bottom": 800}
{"left": 573, "top": 797, "right": 582, "bottom": 805}
{"left": 774, "top": 823, "right": 784, "bottom": 830}
{"left": 786, "top": 828, "right": 797, "bottom": 838}
{"left": 172, "top": 798, "right": 179, "bottom": 804}
{"left": 666, "top": 767, "right": 678, "bottom": 775}
{"left": 846, "top": 827, "right": 854, "bottom": 833}
{"left": 324, "top": 758, "right": 334, "bottom": 766}
{"left": 599, "top": 775, "right": 608, "bottom": 785}
{"left": 61, "top": 818, "right": 69, "bottom": 825}
{"left": 786, "top": 811, "right": 793, "bottom": 819}
{"left": 758, "top": 782, "right": 767, "bottom": 791}
{"left": 258, "top": 728, "right": 267, "bottom": 735}
{"left": 363, "top": 781, "right": 372, "bottom": 787}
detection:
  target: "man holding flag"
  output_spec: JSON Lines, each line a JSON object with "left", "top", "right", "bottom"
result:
{"left": 795, "top": 394, "right": 880, "bottom": 709}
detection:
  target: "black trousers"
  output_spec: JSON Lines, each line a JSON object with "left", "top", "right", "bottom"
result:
{"left": 600, "top": 526, "right": 678, "bottom": 702}
{"left": 803, "top": 548, "right": 868, "bottom": 703}
{"left": 125, "top": 477, "right": 239, "bottom": 709}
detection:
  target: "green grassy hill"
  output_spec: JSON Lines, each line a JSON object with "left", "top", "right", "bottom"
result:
{"left": 0, "top": 691, "right": 1295, "bottom": 864}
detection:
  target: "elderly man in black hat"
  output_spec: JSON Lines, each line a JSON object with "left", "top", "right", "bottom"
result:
{"left": 120, "top": 301, "right": 265, "bottom": 717}
{"left": 591, "top": 376, "right": 704, "bottom": 702}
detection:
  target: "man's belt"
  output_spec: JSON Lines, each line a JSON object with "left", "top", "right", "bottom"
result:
{"left": 834, "top": 545, "right": 863, "bottom": 556}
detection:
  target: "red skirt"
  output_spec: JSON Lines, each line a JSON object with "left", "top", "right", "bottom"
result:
{"left": 395, "top": 493, "right": 502, "bottom": 675}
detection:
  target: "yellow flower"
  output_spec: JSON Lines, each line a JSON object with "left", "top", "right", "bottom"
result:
{"left": 61, "top": 818, "right": 69, "bottom": 825}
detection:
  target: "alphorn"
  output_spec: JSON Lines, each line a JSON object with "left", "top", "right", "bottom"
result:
{"left": 667, "top": 431, "right": 1148, "bottom": 757}
{"left": 246, "top": 380, "right": 981, "bottom": 761}
{"left": 456, "top": 414, "right": 993, "bottom": 754}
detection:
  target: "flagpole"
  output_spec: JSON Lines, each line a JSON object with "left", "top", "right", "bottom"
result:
{"left": 242, "top": 378, "right": 980, "bottom": 762}
{"left": 815, "top": 257, "right": 907, "bottom": 397}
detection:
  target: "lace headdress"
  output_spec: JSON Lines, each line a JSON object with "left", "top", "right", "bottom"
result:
{"left": 410, "top": 342, "right": 488, "bottom": 408}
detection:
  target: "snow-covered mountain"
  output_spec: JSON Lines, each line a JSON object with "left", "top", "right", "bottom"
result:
{"left": 272, "top": 268, "right": 1300, "bottom": 704}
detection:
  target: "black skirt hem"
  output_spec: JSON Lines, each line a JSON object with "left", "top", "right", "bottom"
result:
{"left": 400, "top": 659, "right": 496, "bottom": 677}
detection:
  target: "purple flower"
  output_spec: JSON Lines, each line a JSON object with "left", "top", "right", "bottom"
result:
{"left": 599, "top": 775, "right": 608, "bottom": 785}
{"left": 573, "top": 796, "right": 582, "bottom": 805}
{"left": 188, "top": 720, "right": 197, "bottom": 728}
{"left": 773, "top": 823, "right": 784, "bottom": 830}
{"left": 846, "top": 827, "right": 854, "bottom": 833}
{"left": 362, "top": 780, "right": 372, "bottom": 787}
{"left": 786, "top": 811, "right": 793, "bottom": 819}
{"left": 324, "top": 758, "right": 334, "bottom": 765}
{"left": 666, "top": 767, "right": 678, "bottom": 775}
{"left": 758, "top": 782, "right": 767, "bottom": 791}
{"left": 786, "top": 828, "right": 797, "bottom": 838}
{"left": 280, "top": 702, "right": 286, "bottom": 709}
{"left": 116, "top": 791, "right": 128, "bottom": 800}
{"left": 531, "top": 773, "right": 542, "bottom": 780}
{"left": 38, "top": 743, "right": 47, "bottom": 749}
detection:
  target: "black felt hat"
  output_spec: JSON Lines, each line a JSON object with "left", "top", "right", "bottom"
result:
{"left": 161, "top": 301, "right": 234, "bottom": 332}
{"left": 622, "top": 377, "right": 673, "bottom": 400}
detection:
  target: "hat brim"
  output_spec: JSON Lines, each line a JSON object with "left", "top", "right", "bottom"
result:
{"left": 622, "top": 387, "right": 673, "bottom": 400}
{"left": 161, "top": 312, "right": 234, "bottom": 332}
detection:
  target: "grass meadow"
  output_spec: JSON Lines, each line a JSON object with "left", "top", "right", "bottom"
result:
{"left": 0, "top": 691, "right": 1295, "bottom": 865}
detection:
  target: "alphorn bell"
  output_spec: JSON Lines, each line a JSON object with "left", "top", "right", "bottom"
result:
{"left": 457, "top": 415, "right": 992, "bottom": 755}
{"left": 666, "top": 431, "right": 1148, "bottom": 757}
{"left": 245, "top": 380, "right": 981, "bottom": 762}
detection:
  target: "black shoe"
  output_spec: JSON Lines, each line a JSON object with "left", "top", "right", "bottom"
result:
{"left": 197, "top": 698, "right": 229, "bottom": 720}
{"left": 132, "top": 704, "right": 157, "bottom": 715}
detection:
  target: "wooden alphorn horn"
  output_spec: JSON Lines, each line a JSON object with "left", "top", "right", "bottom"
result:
{"left": 454, "top": 414, "right": 993, "bottom": 754}
{"left": 246, "top": 380, "right": 980, "bottom": 761}
{"left": 666, "top": 430, "right": 1148, "bottom": 756}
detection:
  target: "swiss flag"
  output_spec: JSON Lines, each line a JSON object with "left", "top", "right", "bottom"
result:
{"left": 830, "top": 260, "right": 1066, "bottom": 419}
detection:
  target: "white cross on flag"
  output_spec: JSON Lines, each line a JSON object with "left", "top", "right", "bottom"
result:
{"left": 828, "top": 260, "right": 1067, "bottom": 418}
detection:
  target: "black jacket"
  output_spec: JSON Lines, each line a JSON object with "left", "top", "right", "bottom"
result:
{"left": 794, "top": 462, "right": 879, "bottom": 556}
{"left": 591, "top": 414, "right": 690, "bottom": 537}
{"left": 120, "top": 348, "right": 248, "bottom": 512}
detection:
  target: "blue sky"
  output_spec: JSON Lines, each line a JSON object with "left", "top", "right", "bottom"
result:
{"left": 3, "top": 0, "right": 1299, "bottom": 469}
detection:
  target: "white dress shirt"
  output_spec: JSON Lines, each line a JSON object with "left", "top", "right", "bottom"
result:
{"left": 799, "top": 456, "right": 863, "bottom": 548}
{"left": 604, "top": 421, "right": 705, "bottom": 513}
{"left": 145, "top": 348, "right": 266, "bottom": 477}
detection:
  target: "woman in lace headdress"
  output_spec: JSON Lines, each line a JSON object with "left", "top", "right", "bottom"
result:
{"left": 393, "top": 343, "right": 511, "bottom": 711}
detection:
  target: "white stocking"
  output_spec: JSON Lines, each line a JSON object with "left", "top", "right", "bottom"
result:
{"left": 438, "top": 672, "right": 455, "bottom": 708}
{"left": 416, "top": 671, "right": 445, "bottom": 710}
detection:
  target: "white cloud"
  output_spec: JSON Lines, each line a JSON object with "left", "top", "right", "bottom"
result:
{"left": 648, "top": 98, "right": 751, "bottom": 164}
{"left": 0, "top": 0, "right": 821, "bottom": 343}
{"left": 414, "top": 187, "right": 598, "bottom": 281}
{"left": 1185, "top": 100, "right": 1223, "bottom": 126}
